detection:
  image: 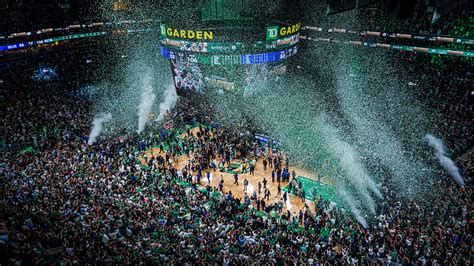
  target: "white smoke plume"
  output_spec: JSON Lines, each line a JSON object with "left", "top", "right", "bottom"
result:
{"left": 318, "top": 116, "right": 383, "bottom": 209}
{"left": 337, "top": 187, "right": 368, "bottom": 228}
{"left": 88, "top": 112, "right": 112, "bottom": 145}
{"left": 137, "top": 71, "right": 156, "bottom": 134}
{"left": 156, "top": 84, "right": 178, "bottom": 122}
{"left": 425, "top": 134, "right": 465, "bottom": 187}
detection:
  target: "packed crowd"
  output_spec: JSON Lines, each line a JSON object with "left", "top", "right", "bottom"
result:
{"left": 357, "top": 1, "right": 473, "bottom": 36}
{"left": 0, "top": 1, "right": 99, "bottom": 37}
{"left": 0, "top": 35, "right": 132, "bottom": 150}
{"left": 1, "top": 79, "right": 472, "bottom": 265}
{"left": 401, "top": 51, "right": 473, "bottom": 172}
{"left": 1, "top": 78, "right": 91, "bottom": 148}
{"left": 1, "top": 11, "right": 473, "bottom": 265}
{"left": 353, "top": 2, "right": 473, "bottom": 51}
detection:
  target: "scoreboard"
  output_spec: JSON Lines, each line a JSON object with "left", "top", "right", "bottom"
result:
{"left": 160, "top": 46, "right": 298, "bottom": 65}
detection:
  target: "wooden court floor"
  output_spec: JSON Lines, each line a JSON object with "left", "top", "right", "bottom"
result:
{"left": 139, "top": 128, "right": 334, "bottom": 216}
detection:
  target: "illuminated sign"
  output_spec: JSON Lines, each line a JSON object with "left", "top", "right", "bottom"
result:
{"left": 160, "top": 46, "right": 298, "bottom": 65}
{"left": 161, "top": 34, "right": 300, "bottom": 53}
{"left": 0, "top": 32, "right": 107, "bottom": 52}
{"left": 160, "top": 23, "right": 213, "bottom": 41}
{"left": 266, "top": 22, "right": 301, "bottom": 41}
{"left": 266, "top": 26, "right": 279, "bottom": 41}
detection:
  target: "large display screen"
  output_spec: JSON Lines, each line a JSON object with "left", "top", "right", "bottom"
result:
{"left": 170, "top": 59, "right": 204, "bottom": 94}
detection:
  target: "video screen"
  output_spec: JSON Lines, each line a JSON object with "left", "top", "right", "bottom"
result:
{"left": 170, "top": 59, "right": 204, "bottom": 94}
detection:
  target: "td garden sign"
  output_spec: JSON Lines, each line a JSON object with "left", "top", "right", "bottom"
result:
{"left": 160, "top": 24, "right": 214, "bottom": 41}
{"left": 160, "top": 22, "right": 301, "bottom": 42}
{"left": 266, "top": 22, "right": 301, "bottom": 41}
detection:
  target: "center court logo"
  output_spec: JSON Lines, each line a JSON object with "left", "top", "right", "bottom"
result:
{"left": 266, "top": 26, "right": 279, "bottom": 41}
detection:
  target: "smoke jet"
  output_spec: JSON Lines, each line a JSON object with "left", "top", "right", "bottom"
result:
{"left": 88, "top": 113, "right": 112, "bottom": 145}
{"left": 156, "top": 84, "right": 178, "bottom": 121}
{"left": 137, "top": 70, "right": 156, "bottom": 134}
{"left": 338, "top": 187, "right": 368, "bottom": 228}
{"left": 425, "top": 134, "right": 465, "bottom": 187}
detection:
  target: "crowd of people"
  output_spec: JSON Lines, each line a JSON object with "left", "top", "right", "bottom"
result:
{"left": 1, "top": 76, "right": 472, "bottom": 265}
{"left": 1, "top": 5, "right": 473, "bottom": 265}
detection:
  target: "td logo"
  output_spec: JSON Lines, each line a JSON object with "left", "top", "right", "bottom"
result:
{"left": 160, "top": 24, "right": 166, "bottom": 37}
{"left": 266, "top": 26, "right": 279, "bottom": 41}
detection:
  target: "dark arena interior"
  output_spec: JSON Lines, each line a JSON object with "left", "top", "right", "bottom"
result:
{"left": 0, "top": 0, "right": 473, "bottom": 264}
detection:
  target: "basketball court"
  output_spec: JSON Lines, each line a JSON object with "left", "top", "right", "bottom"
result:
{"left": 139, "top": 124, "right": 342, "bottom": 216}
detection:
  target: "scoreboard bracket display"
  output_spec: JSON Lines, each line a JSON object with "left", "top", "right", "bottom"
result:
{"left": 160, "top": 46, "right": 298, "bottom": 65}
